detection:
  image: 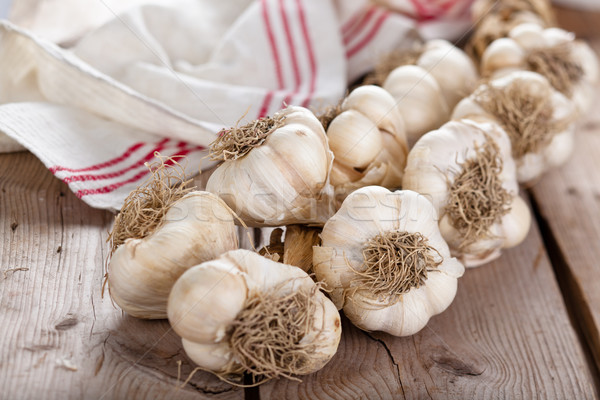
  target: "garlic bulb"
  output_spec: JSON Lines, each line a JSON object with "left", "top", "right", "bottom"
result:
{"left": 403, "top": 118, "right": 531, "bottom": 267}
{"left": 108, "top": 191, "right": 238, "bottom": 319}
{"left": 313, "top": 186, "right": 464, "bottom": 336}
{"left": 168, "top": 249, "right": 341, "bottom": 382}
{"left": 468, "top": 0, "right": 555, "bottom": 60}
{"left": 322, "top": 85, "right": 408, "bottom": 203}
{"left": 452, "top": 70, "right": 577, "bottom": 183}
{"left": 481, "top": 23, "right": 599, "bottom": 113}
{"left": 380, "top": 41, "right": 478, "bottom": 145}
{"left": 206, "top": 106, "right": 334, "bottom": 227}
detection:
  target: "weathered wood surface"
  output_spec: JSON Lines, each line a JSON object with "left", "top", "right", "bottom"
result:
{"left": 1, "top": 154, "right": 598, "bottom": 400}
{"left": 0, "top": 153, "right": 243, "bottom": 400}
{"left": 529, "top": 36, "right": 600, "bottom": 378}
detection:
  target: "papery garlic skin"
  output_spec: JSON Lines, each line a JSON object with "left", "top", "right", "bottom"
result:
{"left": 416, "top": 40, "right": 478, "bottom": 108}
{"left": 382, "top": 42, "right": 477, "bottom": 145}
{"left": 452, "top": 70, "right": 577, "bottom": 183}
{"left": 383, "top": 66, "right": 449, "bottom": 146}
{"left": 481, "top": 23, "right": 599, "bottom": 113}
{"left": 326, "top": 85, "right": 408, "bottom": 203}
{"left": 168, "top": 249, "right": 341, "bottom": 375}
{"left": 313, "top": 186, "right": 464, "bottom": 336}
{"left": 108, "top": 192, "right": 238, "bottom": 319}
{"left": 403, "top": 119, "right": 531, "bottom": 267}
{"left": 206, "top": 106, "right": 334, "bottom": 227}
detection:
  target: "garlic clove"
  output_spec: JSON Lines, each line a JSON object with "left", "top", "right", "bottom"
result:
{"left": 168, "top": 261, "right": 248, "bottom": 344}
{"left": 438, "top": 213, "right": 504, "bottom": 266}
{"left": 395, "top": 288, "right": 432, "bottom": 336}
{"left": 422, "top": 272, "right": 459, "bottom": 315}
{"left": 376, "top": 133, "right": 408, "bottom": 189}
{"left": 571, "top": 42, "right": 599, "bottom": 111}
{"left": 500, "top": 195, "right": 531, "bottom": 249}
{"left": 417, "top": 40, "right": 478, "bottom": 108}
{"left": 383, "top": 65, "right": 449, "bottom": 145}
{"left": 481, "top": 38, "right": 526, "bottom": 74}
{"left": 509, "top": 23, "right": 545, "bottom": 49}
{"left": 298, "top": 287, "right": 342, "bottom": 372}
{"left": 326, "top": 109, "right": 383, "bottom": 169}
{"left": 402, "top": 146, "right": 449, "bottom": 213}
{"left": 341, "top": 85, "right": 406, "bottom": 139}
{"left": 573, "top": 41, "right": 600, "bottom": 83}
{"left": 181, "top": 339, "right": 233, "bottom": 372}
{"left": 545, "top": 129, "right": 575, "bottom": 169}
{"left": 330, "top": 161, "right": 368, "bottom": 187}
{"left": 541, "top": 27, "right": 575, "bottom": 47}
{"left": 514, "top": 128, "right": 574, "bottom": 183}
{"left": 312, "top": 246, "right": 345, "bottom": 309}
{"left": 451, "top": 97, "right": 497, "bottom": 124}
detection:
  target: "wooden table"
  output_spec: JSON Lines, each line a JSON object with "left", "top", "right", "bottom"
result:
{"left": 2, "top": 8, "right": 600, "bottom": 400}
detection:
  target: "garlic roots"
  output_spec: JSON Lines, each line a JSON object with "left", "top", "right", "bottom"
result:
{"left": 452, "top": 70, "right": 577, "bottom": 183}
{"left": 167, "top": 249, "right": 341, "bottom": 382}
{"left": 313, "top": 186, "right": 464, "bottom": 336}
{"left": 403, "top": 118, "right": 531, "bottom": 267}
{"left": 206, "top": 106, "right": 335, "bottom": 227}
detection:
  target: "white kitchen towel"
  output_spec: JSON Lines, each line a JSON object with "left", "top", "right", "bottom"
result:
{"left": 0, "top": 0, "right": 472, "bottom": 211}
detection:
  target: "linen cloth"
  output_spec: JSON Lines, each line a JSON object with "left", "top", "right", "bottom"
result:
{"left": 0, "top": 0, "right": 473, "bottom": 211}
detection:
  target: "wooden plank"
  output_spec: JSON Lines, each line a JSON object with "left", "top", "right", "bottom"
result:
{"left": 529, "top": 36, "right": 600, "bottom": 377}
{"left": 0, "top": 152, "right": 243, "bottom": 400}
{"left": 554, "top": 6, "right": 600, "bottom": 39}
{"left": 260, "top": 208, "right": 597, "bottom": 399}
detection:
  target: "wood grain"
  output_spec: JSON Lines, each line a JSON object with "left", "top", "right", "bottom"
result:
{"left": 0, "top": 152, "right": 243, "bottom": 400}
{"left": 259, "top": 210, "right": 597, "bottom": 399}
{"left": 529, "top": 38, "right": 600, "bottom": 377}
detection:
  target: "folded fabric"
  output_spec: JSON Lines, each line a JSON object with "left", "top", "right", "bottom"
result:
{"left": 0, "top": 0, "right": 472, "bottom": 211}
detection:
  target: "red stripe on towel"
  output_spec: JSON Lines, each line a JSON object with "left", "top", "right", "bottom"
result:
{"left": 49, "top": 141, "right": 147, "bottom": 174}
{"left": 296, "top": 0, "right": 317, "bottom": 107}
{"left": 342, "top": 6, "right": 376, "bottom": 45}
{"left": 280, "top": 0, "right": 301, "bottom": 106}
{"left": 76, "top": 149, "right": 196, "bottom": 198}
{"left": 341, "top": 7, "right": 365, "bottom": 36}
{"left": 258, "top": 91, "right": 274, "bottom": 118}
{"left": 63, "top": 143, "right": 204, "bottom": 183}
{"left": 345, "top": 11, "right": 389, "bottom": 59}
{"left": 262, "top": 0, "right": 284, "bottom": 89}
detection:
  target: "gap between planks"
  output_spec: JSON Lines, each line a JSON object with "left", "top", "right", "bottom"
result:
{"left": 528, "top": 191, "right": 600, "bottom": 398}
